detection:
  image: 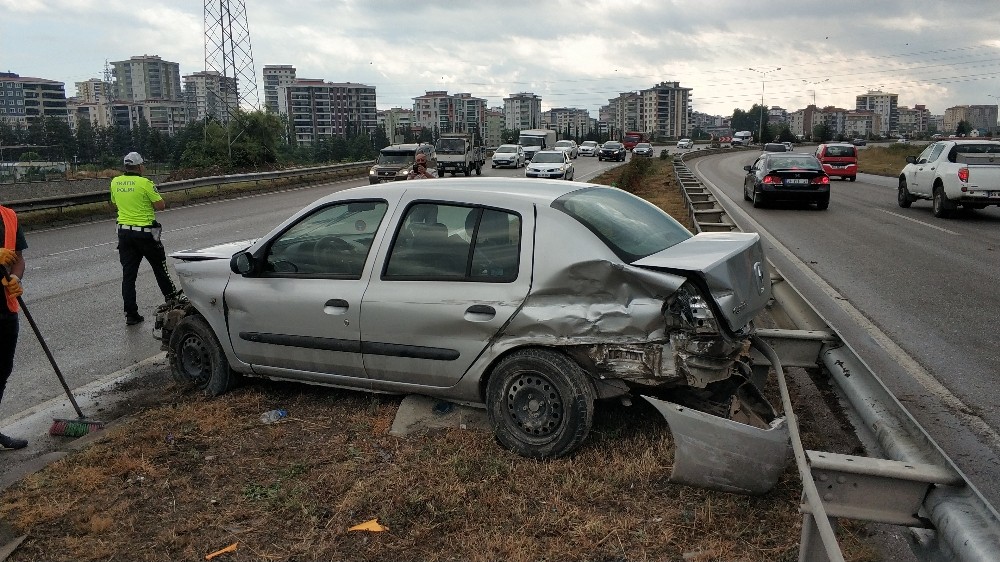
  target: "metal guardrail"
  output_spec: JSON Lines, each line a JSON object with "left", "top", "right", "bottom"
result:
{"left": 6, "top": 161, "right": 374, "bottom": 215}
{"left": 672, "top": 150, "right": 1000, "bottom": 561}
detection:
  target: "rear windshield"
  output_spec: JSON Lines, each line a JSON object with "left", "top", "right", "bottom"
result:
{"left": 824, "top": 145, "right": 856, "bottom": 157}
{"left": 766, "top": 156, "right": 822, "bottom": 171}
{"left": 952, "top": 144, "right": 1000, "bottom": 154}
{"left": 552, "top": 187, "right": 692, "bottom": 263}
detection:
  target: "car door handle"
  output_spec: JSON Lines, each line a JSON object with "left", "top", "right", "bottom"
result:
{"left": 324, "top": 299, "right": 350, "bottom": 316}
{"left": 325, "top": 299, "right": 349, "bottom": 308}
{"left": 466, "top": 305, "right": 495, "bottom": 315}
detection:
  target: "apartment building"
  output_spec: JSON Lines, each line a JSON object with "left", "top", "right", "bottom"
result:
{"left": 943, "top": 105, "right": 998, "bottom": 135}
{"left": 544, "top": 107, "right": 592, "bottom": 137}
{"left": 111, "top": 55, "right": 183, "bottom": 102}
{"left": 504, "top": 92, "right": 542, "bottom": 131}
{"left": 0, "top": 72, "right": 68, "bottom": 126}
{"left": 484, "top": 108, "right": 504, "bottom": 148}
{"left": 816, "top": 106, "right": 850, "bottom": 137}
{"left": 285, "top": 79, "right": 377, "bottom": 145}
{"left": 183, "top": 70, "right": 239, "bottom": 123}
{"left": 897, "top": 104, "right": 930, "bottom": 136}
{"left": 844, "top": 111, "right": 881, "bottom": 138}
{"left": 262, "top": 65, "right": 296, "bottom": 114}
{"left": 377, "top": 107, "right": 414, "bottom": 143}
{"left": 639, "top": 81, "right": 691, "bottom": 139}
{"left": 856, "top": 90, "right": 898, "bottom": 136}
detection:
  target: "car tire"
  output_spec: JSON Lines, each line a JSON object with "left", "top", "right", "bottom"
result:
{"left": 848, "top": 176, "right": 856, "bottom": 182}
{"left": 815, "top": 195, "right": 830, "bottom": 210}
{"left": 897, "top": 178, "right": 913, "bottom": 208}
{"left": 492, "top": 164, "right": 496, "bottom": 169}
{"left": 486, "top": 348, "right": 595, "bottom": 459}
{"left": 743, "top": 184, "right": 752, "bottom": 201}
{"left": 932, "top": 184, "right": 954, "bottom": 218}
{"left": 169, "top": 315, "right": 239, "bottom": 397}
{"left": 752, "top": 186, "right": 765, "bottom": 208}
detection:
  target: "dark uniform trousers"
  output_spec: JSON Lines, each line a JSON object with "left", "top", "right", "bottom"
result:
{"left": 0, "top": 312, "right": 17, "bottom": 405}
{"left": 118, "top": 228, "right": 177, "bottom": 315}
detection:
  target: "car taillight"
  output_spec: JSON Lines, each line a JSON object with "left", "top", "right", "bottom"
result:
{"left": 762, "top": 175, "right": 782, "bottom": 184}
{"left": 958, "top": 167, "right": 969, "bottom": 183}
{"left": 811, "top": 176, "right": 830, "bottom": 185}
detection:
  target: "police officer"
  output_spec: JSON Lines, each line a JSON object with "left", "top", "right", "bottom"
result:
{"left": 110, "top": 152, "right": 178, "bottom": 326}
{"left": 0, "top": 203, "right": 27, "bottom": 449}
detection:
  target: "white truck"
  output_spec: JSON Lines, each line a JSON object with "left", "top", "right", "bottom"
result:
{"left": 435, "top": 133, "right": 485, "bottom": 177}
{"left": 518, "top": 129, "right": 557, "bottom": 162}
{"left": 898, "top": 140, "right": 1000, "bottom": 218}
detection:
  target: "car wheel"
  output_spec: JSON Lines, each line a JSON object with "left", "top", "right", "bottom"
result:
{"left": 486, "top": 348, "right": 595, "bottom": 459}
{"left": 897, "top": 177, "right": 913, "bottom": 208}
{"left": 169, "top": 315, "right": 239, "bottom": 397}
{"left": 752, "top": 186, "right": 765, "bottom": 208}
{"left": 932, "top": 185, "right": 954, "bottom": 218}
{"left": 815, "top": 195, "right": 830, "bottom": 210}
{"left": 743, "top": 183, "right": 752, "bottom": 201}
{"left": 848, "top": 176, "right": 856, "bottom": 182}
{"left": 491, "top": 164, "right": 496, "bottom": 169}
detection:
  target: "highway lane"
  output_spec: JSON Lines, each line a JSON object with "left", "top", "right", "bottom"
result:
{"left": 0, "top": 151, "right": 633, "bottom": 423}
{"left": 690, "top": 149, "right": 1000, "bottom": 506}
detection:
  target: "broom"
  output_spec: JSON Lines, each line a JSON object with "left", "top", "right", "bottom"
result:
{"left": 1, "top": 268, "right": 105, "bottom": 437}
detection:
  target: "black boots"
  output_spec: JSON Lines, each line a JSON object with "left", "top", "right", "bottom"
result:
{"left": 125, "top": 312, "right": 145, "bottom": 326}
{"left": 0, "top": 433, "right": 27, "bottom": 449}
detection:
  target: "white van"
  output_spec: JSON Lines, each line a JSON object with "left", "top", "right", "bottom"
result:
{"left": 732, "top": 131, "right": 754, "bottom": 146}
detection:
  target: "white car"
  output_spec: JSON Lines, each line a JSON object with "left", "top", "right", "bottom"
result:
{"left": 553, "top": 140, "right": 579, "bottom": 159}
{"left": 676, "top": 139, "right": 694, "bottom": 149}
{"left": 782, "top": 142, "right": 793, "bottom": 152}
{"left": 578, "top": 140, "right": 599, "bottom": 156}
{"left": 491, "top": 144, "right": 525, "bottom": 168}
{"left": 525, "top": 150, "right": 574, "bottom": 180}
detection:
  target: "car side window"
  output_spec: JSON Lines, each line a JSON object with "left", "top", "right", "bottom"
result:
{"left": 384, "top": 203, "right": 520, "bottom": 282}
{"left": 927, "top": 143, "right": 945, "bottom": 163}
{"left": 916, "top": 145, "right": 935, "bottom": 164}
{"left": 751, "top": 158, "right": 763, "bottom": 172}
{"left": 264, "top": 201, "right": 388, "bottom": 278}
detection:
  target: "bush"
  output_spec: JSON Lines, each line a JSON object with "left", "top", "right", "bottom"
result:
{"left": 617, "top": 155, "right": 654, "bottom": 190}
{"left": 659, "top": 149, "right": 671, "bottom": 160}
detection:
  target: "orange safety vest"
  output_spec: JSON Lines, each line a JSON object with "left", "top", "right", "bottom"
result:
{"left": 0, "top": 206, "right": 19, "bottom": 313}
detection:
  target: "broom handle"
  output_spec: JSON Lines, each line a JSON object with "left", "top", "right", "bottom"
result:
{"left": 2, "top": 268, "right": 85, "bottom": 418}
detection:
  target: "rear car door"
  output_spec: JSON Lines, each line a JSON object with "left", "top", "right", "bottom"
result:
{"left": 224, "top": 199, "right": 391, "bottom": 381}
{"left": 360, "top": 195, "right": 534, "bottom": 388}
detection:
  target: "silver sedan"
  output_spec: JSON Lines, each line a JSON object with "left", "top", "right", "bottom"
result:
{"left": 157, "top": 179, "right": 771, "bottom": 459}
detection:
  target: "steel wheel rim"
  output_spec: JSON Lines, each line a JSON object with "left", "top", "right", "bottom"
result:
{"left": 504, "top": 372, "right": 562, "bottom": 438}
{"left": 179, "top": 333, "right": 211, "bottom": 384}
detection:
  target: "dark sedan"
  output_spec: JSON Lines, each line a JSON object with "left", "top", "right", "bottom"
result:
{"left": 598, "top": 141, "right": 627, "bottom": 161}
{"left": 743, "top": 153, "right": 831, "bottom": 210}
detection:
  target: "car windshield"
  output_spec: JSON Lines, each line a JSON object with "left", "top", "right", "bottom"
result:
{"left": 603, "top": 142, "right": 622, "bottom": 149}
{"left": 555, "top": 141, "right": 574, "bottom": 147}
{"left": 518, "top": 135, "right": 545, "bottom": 146}
{"left": 495, "top": 146, "right": 516, "bottom": 153}
{"left": 581, "top": 141, "right": 598, "bottom": 147}
{"left": 435, "top": 138, "right": 465, "bottom": 154}
{"left": 552, "top": 187, "right": 692, "bottom": 263}
{"left": 377, "top": 152, "right": 414, "bottom": 166}
{"left": 825, "top": 145, "right": 855, "bottom": 157}
{"left": 767, "top": 156, "right": 822, "bottom": 171}
{"left": 531, "top": 152, "right": 565, "bottom": 163}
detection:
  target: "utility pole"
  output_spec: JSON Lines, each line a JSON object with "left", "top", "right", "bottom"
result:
{"left": 749, "top": 67, "right": 780, "bottom": 144}
{"left": 802, "top": 79, "right": 829, "bottom": 106}
{"left": 204, "top": 0, "right": 260, "bottom": 158}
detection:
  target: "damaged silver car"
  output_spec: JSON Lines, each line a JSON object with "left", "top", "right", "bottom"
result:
{"left": 156, "top": 178, "right": 773, "bottom": 461}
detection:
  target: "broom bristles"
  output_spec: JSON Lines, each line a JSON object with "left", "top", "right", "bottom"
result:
{"left": 49, "top": 418, "right": 105, "bottom": 437}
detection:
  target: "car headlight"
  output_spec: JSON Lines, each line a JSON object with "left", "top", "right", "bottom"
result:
{"left": 397, "top": 169, "right": 409, "bottom": 176}
{"left": 369, "top": 168, "right": 377, "bottom": 175}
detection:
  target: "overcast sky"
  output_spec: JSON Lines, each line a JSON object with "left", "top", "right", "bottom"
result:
{"left": 3, "top": 0, "right": 999, "bottom": 118}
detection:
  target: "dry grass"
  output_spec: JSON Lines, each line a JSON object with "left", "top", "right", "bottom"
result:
{"left": 857, "top": 144, "right": 928, "bottom": 177}
{"left": 0, "top": 160, "right": 883, "bottom": 561}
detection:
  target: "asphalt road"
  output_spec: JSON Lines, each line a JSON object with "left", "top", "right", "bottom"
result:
{"left": 690, "top": 149, "right": 1000, "bottom": 506}
{"left": 0, "top": 150, "right": 638, "bottom": 424}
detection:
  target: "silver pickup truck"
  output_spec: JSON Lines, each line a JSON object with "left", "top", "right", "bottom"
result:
{"left": 898, "top": 140, "right": 1000, "bottom": 218}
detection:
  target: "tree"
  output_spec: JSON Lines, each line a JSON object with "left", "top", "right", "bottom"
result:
{"left": 813, "top": 123, "right": 833, "bottom": 142}
{"left": 956, "top": 120, "right": 971, "bottom": 137}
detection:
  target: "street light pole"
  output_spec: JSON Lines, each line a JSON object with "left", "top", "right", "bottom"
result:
{"left": 802, "top": 79, "right": 830, "bottom": 106}
{"left": 749, "top": 67, "right": 780, "bottom": 144}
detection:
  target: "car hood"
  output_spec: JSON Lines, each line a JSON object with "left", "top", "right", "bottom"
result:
{"left": 631, "top": 232, "right": 771, "bottom": 334}
{"left": 527, "top": 161, "right": 565, "bottom": 170}
{"left": 170, "top": 239, "right": 256, "bottom": 262}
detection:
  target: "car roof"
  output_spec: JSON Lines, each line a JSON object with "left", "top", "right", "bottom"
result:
{"left": 323, "top": 177, "right": 592, "bottom": 207}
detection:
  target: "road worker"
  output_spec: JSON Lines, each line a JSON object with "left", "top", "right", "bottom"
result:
{"left": 0, "top": 203, "right": 27, "bottom": 449}
{"left": 110, "top": 152, "right": 178, "bottom": 326}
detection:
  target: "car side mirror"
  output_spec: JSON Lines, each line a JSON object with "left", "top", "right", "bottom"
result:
{"left": 231, "top": 251, "right": 254, "bottom": 275}
{"left": 905, "top": 155, "right": 917, "bottom": 164}
{"left": 743, "top": 165, "right": 752, "bottom": 171}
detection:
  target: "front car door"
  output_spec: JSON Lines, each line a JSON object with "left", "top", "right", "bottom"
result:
{"left": 908, "top": 143, "right": 939, "bottom": 196}
{"left": 225, "top": 199, "right": 391, "bottom": 383}
{"left": 360, "top": 194, "right": 534, "bottom": 389}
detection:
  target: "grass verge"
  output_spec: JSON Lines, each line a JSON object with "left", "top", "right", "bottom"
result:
{"left": 857, "top": 144, "right": 925, "bottom": 177}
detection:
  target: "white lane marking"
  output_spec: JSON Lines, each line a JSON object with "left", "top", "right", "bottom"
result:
{"left": 878, "top": 210, "right": 961, "bottom": 235}
{"left": 41, "top": 222, "right": 220, "bottom": 257}
{"left": 693, "top": 157, "right": 1000, "bottom": 450}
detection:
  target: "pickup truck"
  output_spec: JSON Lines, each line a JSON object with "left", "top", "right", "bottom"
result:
{"left": 898, "top": 140, "right": 1000, "bottom": 218}
{"left": 435, "top": 133, "right": 485, "bottom": 177}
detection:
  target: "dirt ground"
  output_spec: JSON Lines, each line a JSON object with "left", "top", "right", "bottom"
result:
{"left": 0, "top": 159, "right": 884, "bottom": 561}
